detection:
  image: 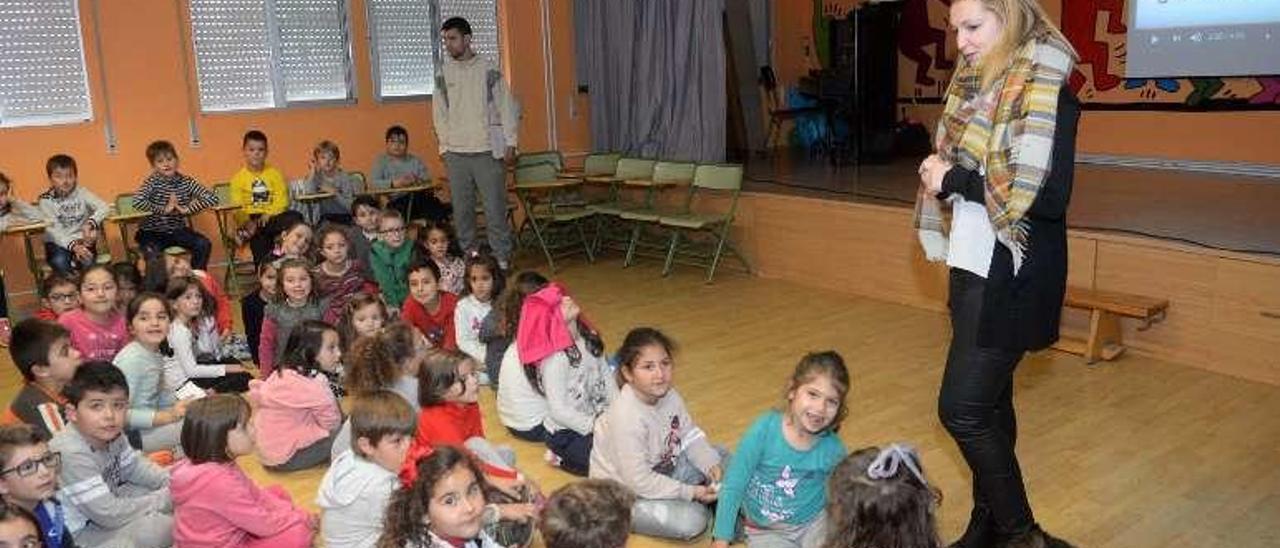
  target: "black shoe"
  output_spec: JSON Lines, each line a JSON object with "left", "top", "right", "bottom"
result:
{"left": 948, "top": 506, "right": 996, "bottom": 548}
{"left": 999, "top": 525, "right": 1074, "bottom": 548}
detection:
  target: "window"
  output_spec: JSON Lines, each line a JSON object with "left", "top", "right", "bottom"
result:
{"left": 366, "top": 0, "right": 435, "bottom": 98}
{"left": 188, "top": 0, "right": 354, "bottom": 112}
{"left": 0, "top": 0, "right": 93, "bottom": 128}
{"left": 367, "top": 0, "right": 501, "bottom": 99}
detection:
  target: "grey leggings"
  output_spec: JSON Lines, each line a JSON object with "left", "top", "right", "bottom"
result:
{"left": 631, "top": 447, "right": 730, "bottom": 541}
{"left": 265, "top": 429, "right": 337, "bottom": 472}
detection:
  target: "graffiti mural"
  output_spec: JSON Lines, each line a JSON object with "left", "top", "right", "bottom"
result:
{"left": 895, "top": 0, "right": 1280, "bottom": 109}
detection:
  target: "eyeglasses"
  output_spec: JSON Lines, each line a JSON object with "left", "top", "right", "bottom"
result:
{"left": 48, "top": 292, "right": 78, "bottom": 302}
{"left": 0, "top": 451, "right": 61, "bottom": 477}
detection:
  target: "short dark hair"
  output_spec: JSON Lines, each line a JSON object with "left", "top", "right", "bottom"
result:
{"left": 243, "top": 130, "right": 268, "bottom": 147}
{"left": 110, "top": 262, "right": 143, "bottom": 288}
{"left": 352, "top": 195, "right": 380, "bottom": 216}
{"left": 441, "top": 16, "right": 472, "bottom": 35}
{"left": 45, "top": 154, "right": 77, "bottom": 177}
{"left": 9, "top": 319, "right": 71, "bottom": 382}
{"left": 385, "top": 125, "right": 408, "bottom": 141}
{"left": 39, "top": 273, "right": 77, "bottom": 299}
{"left": 0, "top": 424, "right": 49, "bottom": 469}
{"left": 145, "top": 140, "right": 178, "bottom": 164}
{"left": 0, "top": 502, "right": 39, "bottom": 541}
{"left": 181, "top": 394, "right": 251, "bottom": 464}
{"left": 63, "top": 361, "right": 129, "bottom": 405}
{"left": 539, "top": 480, "right": 635, "bottom": 548}
{"left": 406, "top": 256, "right": 441, "bottom": 284}
{"left": 350, "top": 390, "right": 416, "bottom": 455}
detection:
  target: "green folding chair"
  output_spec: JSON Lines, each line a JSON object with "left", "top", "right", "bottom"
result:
{"left": 211, "top": 183, "right": 253, "bottom": 295}
{"left": 513, "top": 162, "right": 595, "bottom": 272}
{"left": 111, "top": 193, "right": 148, "bottom": 264}
{"left": 586, "top": 158, "right": 657, "bottom": 254}
{"left": 516, "top": 150, "right": 565, "bottom": 171}
{"left": 653, "top": 164, "right": 750, "bottom": 283}
{"left": 618, "top": 161, "right": 697, "bottom": 266}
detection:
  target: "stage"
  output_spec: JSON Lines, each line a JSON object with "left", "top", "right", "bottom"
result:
{"left": 742, "top": 151, "right": 1280, "bottom": 257}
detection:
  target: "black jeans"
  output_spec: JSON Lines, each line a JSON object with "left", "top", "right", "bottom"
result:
{"left": 137, "top": 227, "right": 213, "bottom": 270}
{"left": 938, "top": 268, "right": 1034, "bottom": 538}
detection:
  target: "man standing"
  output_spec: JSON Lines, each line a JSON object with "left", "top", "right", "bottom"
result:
{"left": 434, "top": 16, "right": 518, "bottom": 269}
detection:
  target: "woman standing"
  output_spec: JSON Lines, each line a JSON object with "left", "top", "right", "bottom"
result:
{"left": 915, "top": 1, "right": 1079, "bottom": 547}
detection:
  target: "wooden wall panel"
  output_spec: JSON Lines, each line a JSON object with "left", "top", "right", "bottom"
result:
{"left": 735, "top": 193, "right": 1280, "bottom": 385}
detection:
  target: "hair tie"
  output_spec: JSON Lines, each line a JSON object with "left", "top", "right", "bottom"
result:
{"left": 398, "top": 443, "right": 436, "bottom": 489}
{"left": 867, "top": 443, "right": 928, "bottom": 488}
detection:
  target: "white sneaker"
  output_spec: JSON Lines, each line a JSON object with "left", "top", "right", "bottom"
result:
{"left": 543, "top": 449, "right": 563, "bottom": 468}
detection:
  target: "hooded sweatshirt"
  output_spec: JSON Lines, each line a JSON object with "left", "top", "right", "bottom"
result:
{"left": 170, "top": 460, "right": 311, "bottom": 547}
{"left": 317, "top": 450, "right": 398, "bottom": 548}
{"left": 248, "top": 369, "right": 342, "bottom": 467}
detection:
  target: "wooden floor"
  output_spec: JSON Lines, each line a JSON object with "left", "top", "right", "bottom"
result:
{"left": 4, "top": 255, "right": 1278, "bottom": 547}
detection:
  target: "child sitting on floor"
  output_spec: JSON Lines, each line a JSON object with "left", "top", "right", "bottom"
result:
{"left": 249, "top": 320, "right": 343, "bottom": 472}
{"left": 823, "top": 444, "right": 941, "bottom": 548}
{"left": 3, "top": 320, "right": 82, "bottom": 438}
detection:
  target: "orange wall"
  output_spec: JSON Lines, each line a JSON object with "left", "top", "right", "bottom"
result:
{"left": 0, "top": 0, "right": 588, "bottom": 294}
{"left": 772, "top": 0, "right": 1280, "bottom": 165}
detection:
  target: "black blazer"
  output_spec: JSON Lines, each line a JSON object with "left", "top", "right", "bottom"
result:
{"left": 939, "top": 86, "right": 1080, "bottom": 351}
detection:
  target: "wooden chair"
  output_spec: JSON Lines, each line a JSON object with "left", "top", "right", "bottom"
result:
{"left": 1053, "top": 287, "right": 1170, "bottom": 364}
{"left": 515, "top": 150, "right": 565, "bottom": 171}
{"left": 652, "top": 164, "right": 750, "bottom": 283}
{"left": 513, "top": 162, "right": 594, "bottom": 272}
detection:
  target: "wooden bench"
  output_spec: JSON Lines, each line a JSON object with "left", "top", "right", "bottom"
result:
{"left": 1053, "top": 287, "right": 1169, "bottom": 364}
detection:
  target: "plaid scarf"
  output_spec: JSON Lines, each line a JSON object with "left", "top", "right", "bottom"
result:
{"left": 914, "top": 37, "right": 1074, "bottom": 271}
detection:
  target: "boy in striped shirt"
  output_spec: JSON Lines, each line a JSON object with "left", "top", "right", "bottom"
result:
{"left": 132, "top": 140, "right": 219, "bottom": 270}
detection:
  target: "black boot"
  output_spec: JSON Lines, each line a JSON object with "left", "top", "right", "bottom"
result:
{"left": 948, "top": 505, "right": 996, "bottom": 548}
{"left": 999, "top": 525, "right": 1074, "bottom": 548}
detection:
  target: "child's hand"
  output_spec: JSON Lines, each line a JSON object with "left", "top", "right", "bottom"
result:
{"left": 173, "top": 398, "right": 191, "bottom": 417}
{"left": 165, "top": 192, "right": 181, "bottom": 213}
{"left": 497, "top": 503, "right": 537, "bottom": 522}
{"left": 692, "top": 485, "right": 719, "bottom": 504}
{"left": 707, "top": 464, "right": 723, "bottom": 484}
{"left": 81, "top": 222, "right": 98, "bottom": 241}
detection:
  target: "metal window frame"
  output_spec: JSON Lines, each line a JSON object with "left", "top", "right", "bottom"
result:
{"left": 188, "top": 0, "right": 357, "bottom": 113}
{"left": 367, "top": 0, "right": 502, "bottom": 102}
{"left": 0, "top": 0, "right": 95, "bottom": 128}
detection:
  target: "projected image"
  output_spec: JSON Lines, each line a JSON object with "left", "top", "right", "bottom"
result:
{"left": 1127, "top": 0, "right": 1280, "bottom": 77}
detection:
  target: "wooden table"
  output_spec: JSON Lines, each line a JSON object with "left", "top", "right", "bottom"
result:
{"left": 106, "top": 211, "right": 151, "bottom": 264}
{"left": 358, "top": 183, "right": 437, "bottom": 221}
{"left": 294, "top": 192, "right": 337, "bottom": 225}
{"left": 3, "top": 222, "right": 49, "bottom": 284}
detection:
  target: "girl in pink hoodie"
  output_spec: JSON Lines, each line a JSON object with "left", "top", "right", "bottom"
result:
{"left": 171, "top": 394, "right": 315, "bottom": 547}
{"left": 248, "top": 320, "right": 344, "bottom": 471}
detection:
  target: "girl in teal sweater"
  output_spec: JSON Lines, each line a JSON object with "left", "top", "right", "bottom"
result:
{"left": 711, "top": 352, "right": 851, "bottom": 548}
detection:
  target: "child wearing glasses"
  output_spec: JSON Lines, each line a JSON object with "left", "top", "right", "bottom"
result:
{"left": 0, "top": 424, "right": 72, "bottom": 548}
{"left": 369, "top": 208, "right": 423, "bottom": 310}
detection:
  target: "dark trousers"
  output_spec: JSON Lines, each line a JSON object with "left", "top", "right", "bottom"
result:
{"left": 136, "top": 227, "right": 212, "bottom": 270}
{"left": 389, "top": 191, "right": 451, "bottom": 223}
{"left": 191, "top": 371, "right": 253, "bottom": 394}
{"left": 546, "top": 429, "right": 593, "bottom": 476}
{"left": 938, "top": 268, "right": 1034, "bottom": 538}
{"left": 45, "top": 242, "right": 93, "bottom": 276}
{"left": 506, "top": 424, "right": 548, "bottom": 443}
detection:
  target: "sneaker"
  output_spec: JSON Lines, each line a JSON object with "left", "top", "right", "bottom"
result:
{"left": 543, "top": 449, "right": 563, "bottom": 468}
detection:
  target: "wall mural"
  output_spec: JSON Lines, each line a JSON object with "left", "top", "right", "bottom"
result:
{"left": 894, "top": 0, "right": 1280, "bottom": 110}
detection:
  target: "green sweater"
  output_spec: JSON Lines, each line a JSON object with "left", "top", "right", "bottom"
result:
{"left": 369, "top": 240, "right": 419, "bottom": 309}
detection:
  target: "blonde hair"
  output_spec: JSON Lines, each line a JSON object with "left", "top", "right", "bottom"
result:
{"left": 963, "top": 0, "right": 1078, "bottom": 89}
